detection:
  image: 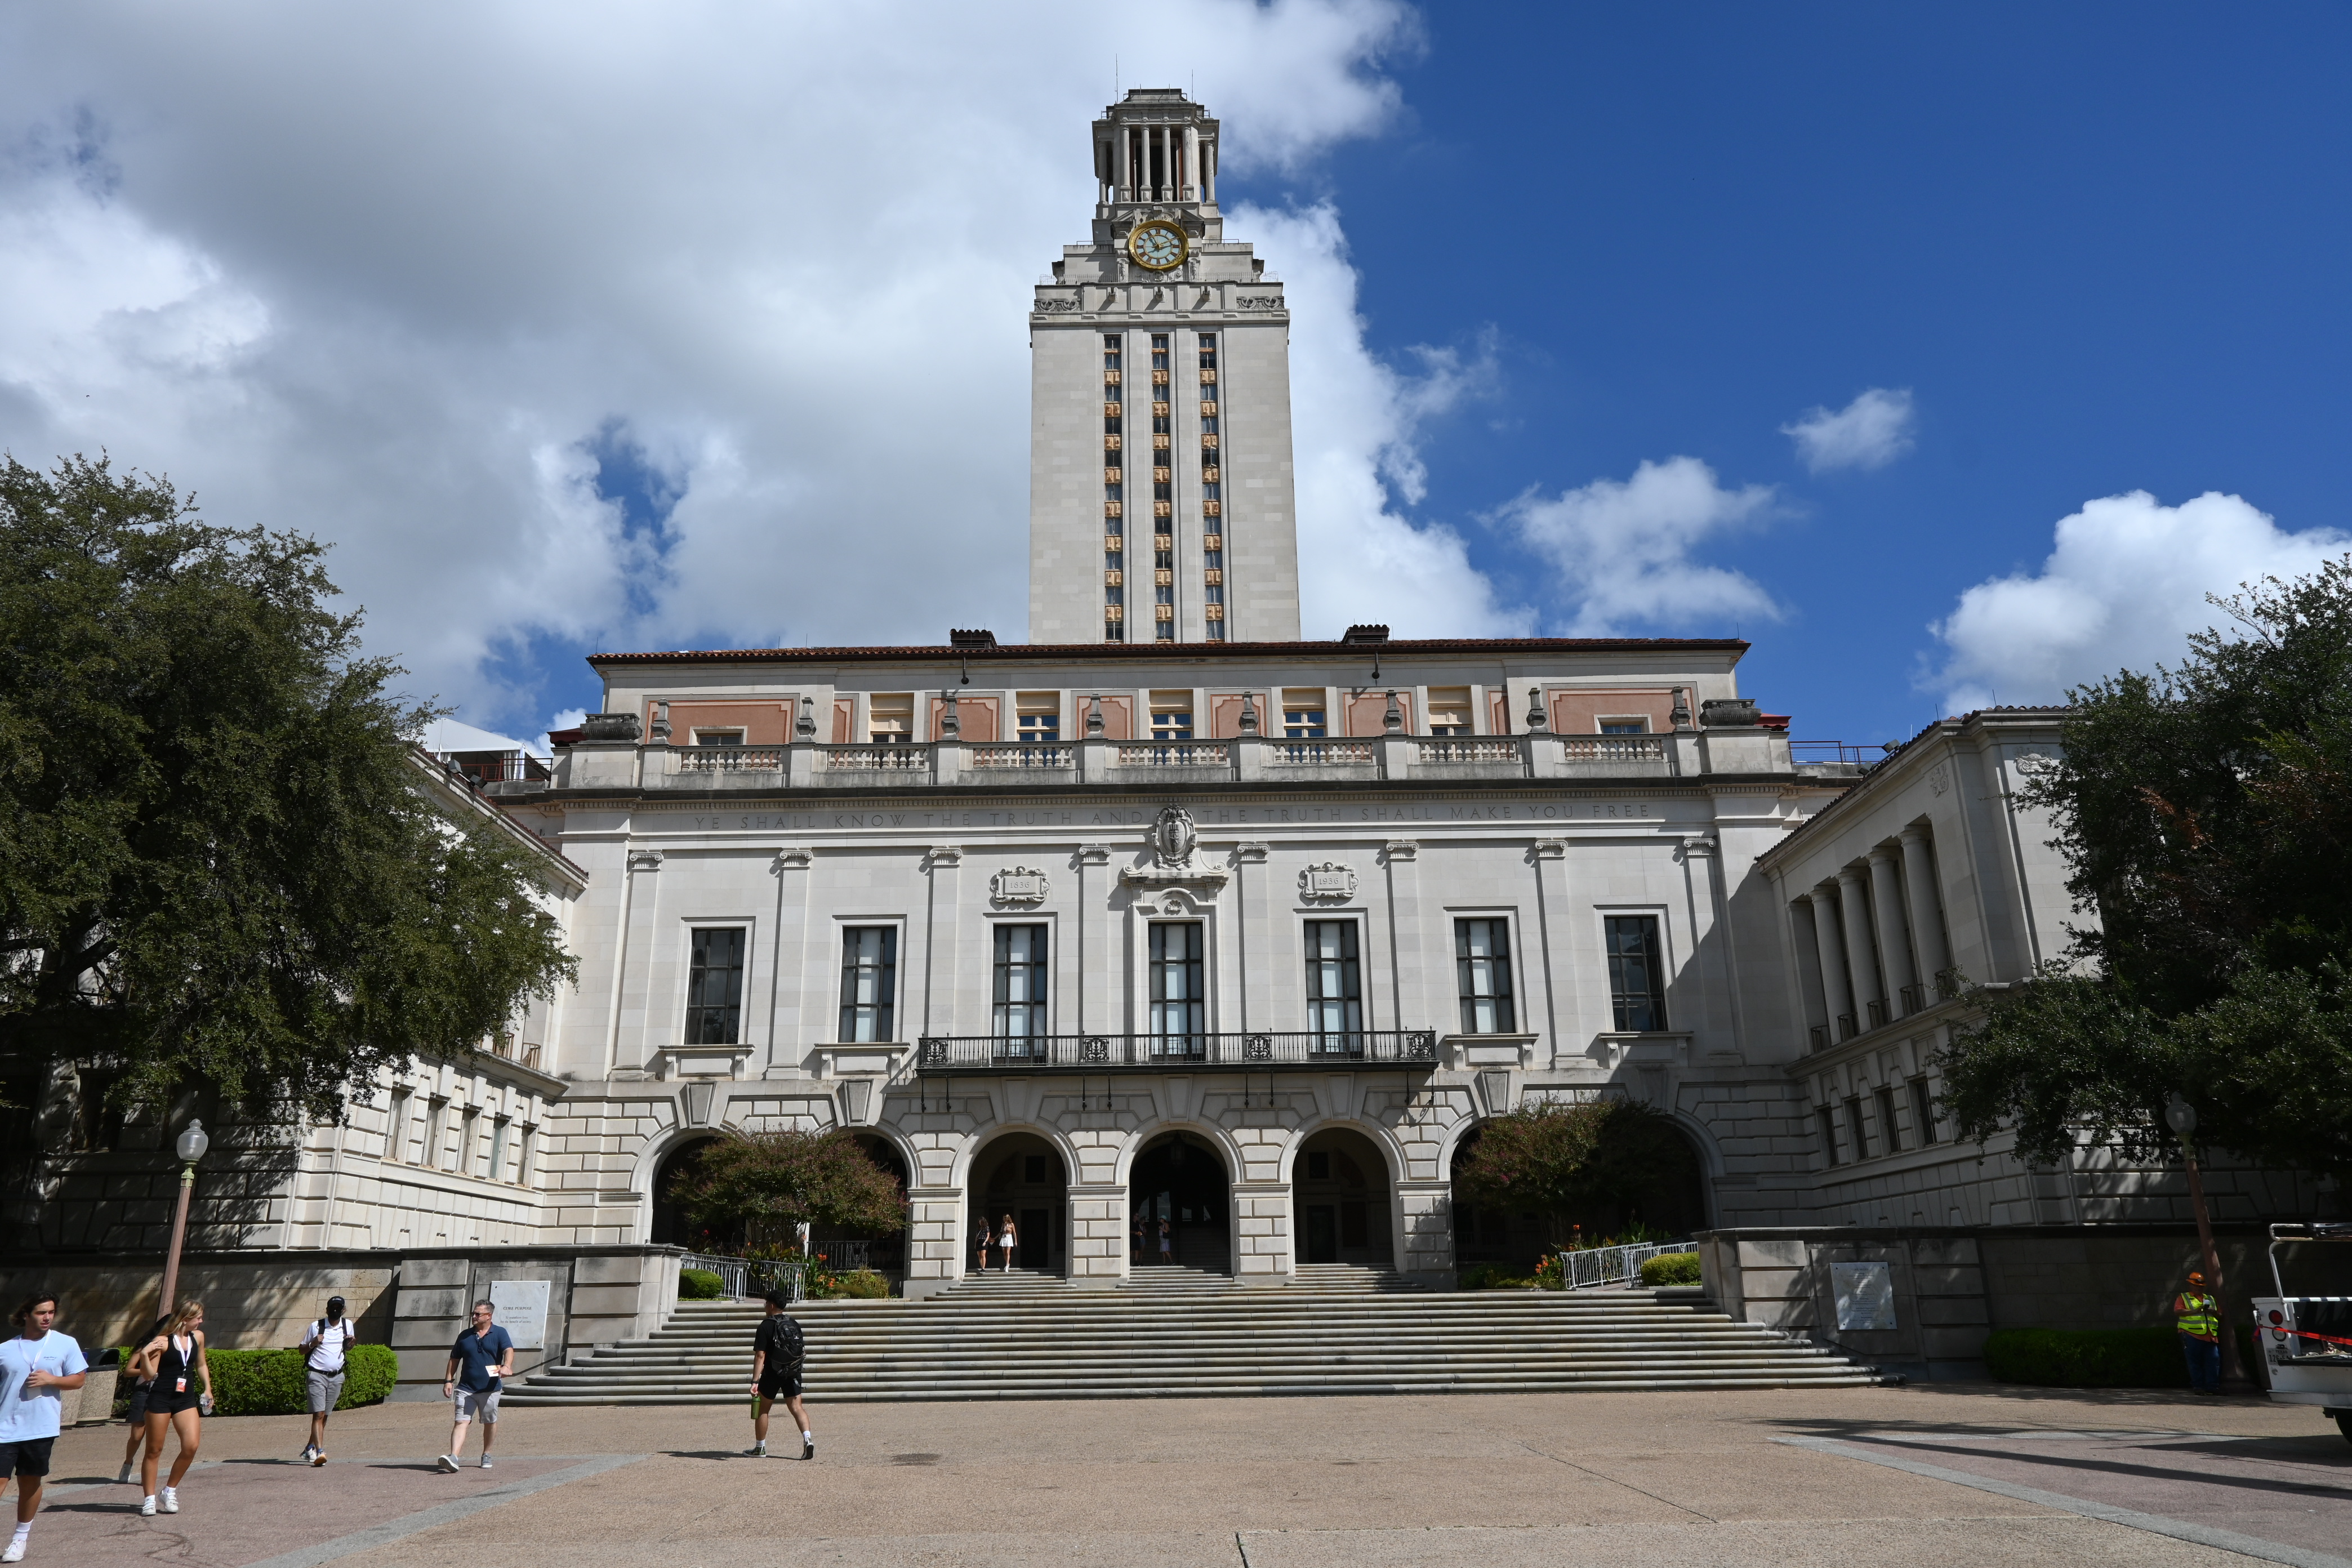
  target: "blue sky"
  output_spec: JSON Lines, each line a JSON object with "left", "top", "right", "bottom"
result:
{"left": 4, "top": 2, "right": 2346, "bottom": 749}
{"left": 1280, "top": 3, "right": 2352, "bottom": 742}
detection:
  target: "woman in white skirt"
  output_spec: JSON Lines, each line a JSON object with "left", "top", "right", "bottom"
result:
{"left": 997, "top": 1214, "right": 1017, "bottom": 1273}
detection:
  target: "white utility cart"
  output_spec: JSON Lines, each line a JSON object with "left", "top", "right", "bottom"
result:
{"left": 2252, "top": 1222, "right": 2352, "bottom": 1446}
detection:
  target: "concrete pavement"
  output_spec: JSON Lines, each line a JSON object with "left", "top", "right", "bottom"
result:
{"left": 12, "top": 1386, "right": 2349, "bottom": 1567}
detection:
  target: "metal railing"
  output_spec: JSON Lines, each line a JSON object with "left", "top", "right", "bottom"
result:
{"left": 1789, "top": 741, "right": 1894, "bottom": 767}
{"left": 675, "top": 747, "right": 785, "bottom": 773}
{"left": 917, "top": 1030, "right": 1438, "bottom": 1073}
{"left": 808, "top": 1239, "right": 905, "bottom": 1273}
{"left": 1558, "top": 1240, "right": 1692, "bottom": 1290}
{"left": 436, "top": 750, "right": 553, "bottom": 786}
{"left": 678, "top": 1251, "right": 806, "bottom": 1303}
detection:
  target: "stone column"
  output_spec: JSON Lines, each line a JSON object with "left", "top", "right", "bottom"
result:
{"left": 923, "top": 846, "right": 962, "bottom": 1039}
{"left": 1077, "top": 844, "right": 1112, "bottom": 1036}
{"left": 765, "top": 848, "right": 813, "bottom": 1076}
{"left": 1899, "top": 826, "right": 1953, "bottom": 992}
{"left": 1381, "top": 840, "right": 1423, "bottom": 1036}
{"left": 1395, "top": 1178, "right": 1455, "bottom": 1281}
{"left": 1867, "top": 846, "right": 1919, "bottom": 1014}
{"left": 1183, "top": 123, "right": 1199, "bottom": 199}
{"left": 1802, "top": 889, "right": 1854, "bottom": 1041}
{"left": 1203, "top": 136, "right": 1216, "bottom": 203}
{"left": 1232, "top": 1179, "right": 1292, "bottom": 1284}
{"left": 1834, "top": 865, "right": 1884, "bottom": 1026}
{"left": 1235, "top": 841, "right": 1269, "bottom": 1032}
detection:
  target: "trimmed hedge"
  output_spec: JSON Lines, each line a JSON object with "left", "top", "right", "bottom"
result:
{"left": 827, "top": 1268, "right": 891, "bottom": 1300}
{"left": 1640, "top": 1251, "right": 1703, "bottom": 1287}
{"left": 154, "top": 1345, "right": 400, "bottom": 1416}
{"left": 679, "top": 1267, "right": 726, "bottom": 1300}
{"left": 1458, "top": 1264, "right": 1539, "bottom": 1291}
{"left": 1984, "top": 1326, "right": 2261, "bottom": 1388}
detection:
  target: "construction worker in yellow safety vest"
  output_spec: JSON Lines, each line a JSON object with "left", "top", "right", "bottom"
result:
{"left": 2173, "top": 1269, "right": 2222, "bottom": 1393}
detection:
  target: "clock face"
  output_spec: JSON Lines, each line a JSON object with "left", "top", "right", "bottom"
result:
{"left": 1128, "top": 221, "right": 1187, "bottom": 271}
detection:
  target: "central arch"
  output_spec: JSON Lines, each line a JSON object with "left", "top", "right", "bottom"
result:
{"left": 651, "top": 1134, "right": 729, "bottom": 1251}
{"left": 811, "top": 1132, "right": 912, "bottom": 1280}
{"left": 970, "top": 1132, "right": 1070, "bottom": 1275}
{"left": 1127, "top": 1129, "right": 1232, "bottom": 1274}
{"left": 1292, "top": 1125, "right": 1395, "bottom": 1267}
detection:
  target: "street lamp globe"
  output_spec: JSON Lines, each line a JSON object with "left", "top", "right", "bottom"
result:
{"left": 175, "top": 1119, "right": 210, "bottom": 1164}
{"left": 2164, "top": 1095, "right": 2197, "bottom": 1138}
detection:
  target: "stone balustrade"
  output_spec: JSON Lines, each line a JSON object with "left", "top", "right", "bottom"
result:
{"left": 555, "top": 728, "right": 1793, "bottom": 792}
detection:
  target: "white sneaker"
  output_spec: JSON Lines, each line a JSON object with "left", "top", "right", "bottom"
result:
{"left": 4, "top": 1534, "right": 26, "bottom": 1562}
{"left": 161, "top": 1488, "right": 179, "bottom": 1514}
{"left": 118, "top": 1462, "right": 136, "bottom": 1484}
{"left": 310, "top": 1449, "right": 327, "bottom": 1467}
{"left": 435, "top": 1455, "right": 458, "bottom": 1473}
{"left": 140, "top": 1496, "right": 157, "bottom": 1517}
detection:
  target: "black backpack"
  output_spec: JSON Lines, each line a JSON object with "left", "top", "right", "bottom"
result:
{"left": 758, "top": 1315, "right": 804, "bottom": 1368}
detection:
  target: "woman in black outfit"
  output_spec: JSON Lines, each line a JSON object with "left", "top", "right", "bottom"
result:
{"left": 131, "top": 1302, "right": 209, "bottom": 1516}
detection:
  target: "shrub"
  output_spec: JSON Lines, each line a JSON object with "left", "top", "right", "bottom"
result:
{"left": 197, "top": 1345, "right": 398, "bottom": 1416}
{"left": 830, "top": 1268, "right": 891, "bottom": 1299}
{"left": 1457, "top": 1263, "right": 1537, "bottom": 1291}
{"left": 679, "top": 1267, "right": 725, "bottom": 1300}
{"left": 1985, "top": 1326, "right": 2261, "bottom": 1387}
{"left": 1640, "top": 1251, "right": 1703, "bottom": 1287}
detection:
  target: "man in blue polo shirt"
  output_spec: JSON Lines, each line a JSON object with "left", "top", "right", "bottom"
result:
{"left": 1, "top": 1293, "right": 90, "bottom": 1563}
{"left": 436, "top": 1300, "right": 513, "bottom": 1474}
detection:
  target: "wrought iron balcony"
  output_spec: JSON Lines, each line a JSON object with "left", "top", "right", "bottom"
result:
{"left": 915, "top": 1030, "right": 1438, "bottom": 1075}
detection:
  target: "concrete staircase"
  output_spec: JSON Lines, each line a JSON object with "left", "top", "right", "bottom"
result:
{"left": 505, "top": 1271, "right": 1882, "bottom": 1405}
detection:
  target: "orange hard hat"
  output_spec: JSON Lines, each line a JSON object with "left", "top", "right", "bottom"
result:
{"left": 2186, "top": 1270, "right": 2206, "bottom": 1284}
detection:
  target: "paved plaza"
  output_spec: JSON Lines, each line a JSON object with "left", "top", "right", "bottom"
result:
{"left": 15, "top": 1387, "right": 2351, "bottom": 1568}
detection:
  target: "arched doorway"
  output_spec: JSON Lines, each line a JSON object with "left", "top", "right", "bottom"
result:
{"left": 1293, "top": 1126, "right": 1393, "bottom": 1267}
{"left": 971, "top": 1133, "right": 1068, "bottom": 1275}
{"left": 651, "top": 1135, "right": 729, "bottom": 1250}
{"left": 1448, "top": 1106, "right": 1710, "bottom": 1263}
{"left": 811, "top": 1133, "right": 912, "bottom": 1278}
{"left": 1128, "top": 1130, "right": 1231, "bottom": 1273}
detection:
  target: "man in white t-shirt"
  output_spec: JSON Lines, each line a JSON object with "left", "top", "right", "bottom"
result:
{"left": 0, "top": 1293, "right": 89, "bottom": 1563}
{"left": 297, "top": 1297, "right": 357, "bottom": 1467}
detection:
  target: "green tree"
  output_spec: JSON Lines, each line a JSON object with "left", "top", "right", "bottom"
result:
{"left": 1941, "top": 558, "right": 2352, "bottom": 1180}
{"left": 668, "top": 1129, "right": 907, "bottom": 1244}
{"left": 0, "top": 455, "right": 576, "bottom": 1123}
{"left": 1453, "top": 1099, "right": 1689, "bottom": 1244}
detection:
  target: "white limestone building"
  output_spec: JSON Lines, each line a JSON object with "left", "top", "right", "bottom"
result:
{"left": 11, "top": 93, "right": 2319, "bottom": 1368}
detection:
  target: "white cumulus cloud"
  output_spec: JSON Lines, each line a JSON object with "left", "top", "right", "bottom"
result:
{"left": 1498, "top": 457, "right": 1782, "bottom": 637}
{"left": 0, "top": 0, "right": 1449, "bottom": 737}
{"left": 1926, "top": 489, "right": 2352, "bottom": 712}
{"left": 1781, "top": 387, "right": 1916, "bottom": 473}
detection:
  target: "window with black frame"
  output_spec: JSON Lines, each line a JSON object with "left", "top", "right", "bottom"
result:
{"left": 684, "top": 927, "right": 746, "bottom": 1045}
{"left": 1603, "top": 914, "right": 1668, "bottom": 1031}
{"left": 1303, "top": 920, "right": 1362, "bottom": 1052}
{"left": 993, "top": 924, "right": 1047, "bottom": 1053}
{"left": 838, "top": 926, "right": 897, "bottom": 1043}
{"left": 1148, "top": 921, "right": 1205, "bottom": 1055}
{"left": 1454, "top": 919, "right": 1516, "bottom": 1035}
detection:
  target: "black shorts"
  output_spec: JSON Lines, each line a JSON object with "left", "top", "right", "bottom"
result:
{"left": 0, "top": 1438, "right": 55, "bottom": 1480}
{"left": 147, "top": 1388, "right": 202, "bottom": 1417}
{"left": 127, "top": 1382, "right": 152, "bottom": 1420}
{"left": 758, "top": 1367, "right": 803, "bottom": 1400}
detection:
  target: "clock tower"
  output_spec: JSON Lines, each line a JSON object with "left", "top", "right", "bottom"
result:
{"left": 1027, "top": 90, "right": 1302, "bottom": 645}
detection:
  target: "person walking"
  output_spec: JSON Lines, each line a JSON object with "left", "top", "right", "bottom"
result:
{"left": 297, "top": 1296, "right": 357, "bottom": 1466}
{"left": 745, "top": 1290, "right": 813, "bottom": 1460}
{"left": 974, "top": 1216, "right": 993, "bottom": 1276}
{"left": 2174, "top": 1268, "right": 2223, "bottom": 1393}
{"left": 1157, "top": 1218, "right": 1173, "bottom": 1267}
{"left": 436, "top": 1300, "right": 513, "bottom": 1473}
{"left": 116, "top": 1316, "right": 166, "bottom": 1486}
{"left": 997, "top": 1214, "right": 1017, "bottom": 1273}
{"left": 0, "top": 1293, "right": 90, "bottom": 1562}
{"left": 132, "top": 1300, "right": 209, "bottom": 1518}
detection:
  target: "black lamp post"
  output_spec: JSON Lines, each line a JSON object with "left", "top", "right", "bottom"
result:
{"left": 156, "top": 1119, "right": 209, "bottom": 1321}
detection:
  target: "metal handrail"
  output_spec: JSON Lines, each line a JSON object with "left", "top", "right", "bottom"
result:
{"left": 917, "top": 1030, "right": 1438, "bottom": 1073}
{"left": 678, "top": 1250, "right": 807, "bottom": 1303}
{"left": 1558, "top": 1240, "right": 1692, "bottom": 1290}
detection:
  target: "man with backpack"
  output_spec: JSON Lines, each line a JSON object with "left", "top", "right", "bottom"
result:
{"left": 747, "top": 1290, "right": 812, "bottom": 1460}
{"left": 297, "top": 1295, "right": 357, "bottom": 1467}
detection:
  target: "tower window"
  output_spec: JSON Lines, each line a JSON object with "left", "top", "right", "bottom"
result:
{"left": 1015, "top": 694, "right": 1060, "bottom": 744}
{"left": 1150, "top": 693, "right": 1193, "bottom": 741}
{"left": 867, "top": 693, "right": 914, "bottom": 743}
{"left": 1281, "top": 689, "right": 1326, "bottom": 738}
{"left": 1427, "top": 687, "right": 1471, "bottom": 736}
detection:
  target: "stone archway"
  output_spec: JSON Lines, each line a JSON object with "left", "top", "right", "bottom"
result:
{"left": 810, "top": 1132, "right": 912, "bottom": 1278}
{"left": 651, "top": 1134, "right": 729, "bottom": 1250}
{"left": 1128, "top": 1129, "right": 1232, "bottom": 1273}
{"left": 1293, "top": 1126, "right": 1393, "bottom": 1267}
{"left": 971, "top": 1132, "right": 1069, "bottom": 1275}
{"left": 1448, "top": 1107, "right": 1710, "bottom": 1263}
